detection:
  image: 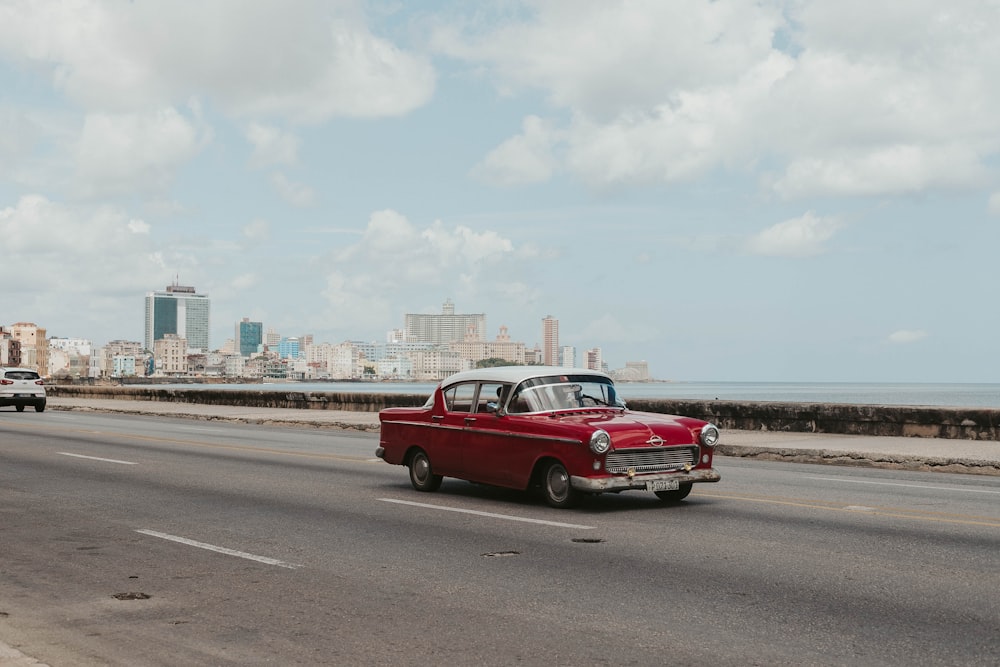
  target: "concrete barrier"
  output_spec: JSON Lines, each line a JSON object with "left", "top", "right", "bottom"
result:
{"left": 47, "top": 386, "right": 1000, "bottom": 441}
{"left": 47, "top": 385, "right": 428, "bottom": 412}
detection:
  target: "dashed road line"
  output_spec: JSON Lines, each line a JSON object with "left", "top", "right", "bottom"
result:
{"left": 379, "top": 498, "right": 595, "bottom": 529}
{"left": 136, "top": 529, "right": 302, "bottom": 569}
{"left": 59, "top": 452, "right": 137, "bottom": 465}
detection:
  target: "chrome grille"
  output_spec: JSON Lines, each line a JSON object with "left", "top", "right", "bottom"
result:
{"left": 605, "top": 447, "right": 698, "bottom": 474}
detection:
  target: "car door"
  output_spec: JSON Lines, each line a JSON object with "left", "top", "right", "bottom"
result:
{"left": 430, "top": 382, "right": 478, "bottom": 478}
{"left": 458, "top": 382, "right": 521, "bottom": 487}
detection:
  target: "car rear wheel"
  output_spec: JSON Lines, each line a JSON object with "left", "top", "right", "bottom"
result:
{"left": 15, "top": 405, "right": 24, "bottom": 412}
{"left": 542, "top": 462, "right": 580, "bottom": 509}
{"left": 655, "top": 484, "right": 693, "bottom": 503}
{"left": 35, "top": 403, "right": 45, "bottom": 413}
{"left": 408, "top": 449, "right": 442, "bottom": 492}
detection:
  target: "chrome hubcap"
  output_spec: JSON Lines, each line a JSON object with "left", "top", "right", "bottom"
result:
{"left": 413, "top": 456, "right": 429, "bottom": 483}
{"left": 547, "top": 467, "right": 569, "bottom": 500}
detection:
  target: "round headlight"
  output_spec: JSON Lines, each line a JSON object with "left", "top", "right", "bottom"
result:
{"left": 700, "top": 424, "right": 720, "bottom": 447}
{"left": 589, "top": 429, "right": 612, "bottom": 455}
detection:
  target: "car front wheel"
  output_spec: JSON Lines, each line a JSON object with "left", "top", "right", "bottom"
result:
{"left": 542, "top": 462, "right": 580, "bottom": 509}
{"left": 408, "top": 449, "right": 442, "bottom": 492}
{"left": 655, "top": 484, "right": 693, "bottom": 503}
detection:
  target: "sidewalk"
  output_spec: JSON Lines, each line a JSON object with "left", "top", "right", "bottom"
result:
{"left": 43, "top": 397, "right": 1000, "bottom": 476}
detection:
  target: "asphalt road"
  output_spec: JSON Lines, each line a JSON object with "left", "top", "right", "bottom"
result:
{"left": 2, "top": 411, "right": 999, "bottom": 666}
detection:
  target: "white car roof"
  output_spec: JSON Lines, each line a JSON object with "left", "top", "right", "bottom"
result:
{"left": 440, "top": 366, "right": 612, "bottom": 388}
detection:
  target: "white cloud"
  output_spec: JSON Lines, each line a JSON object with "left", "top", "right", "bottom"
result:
{"left": 887, "top": 329, "right": 928, "bottom": 344}
{"left": 436, "top": 1, "right": 1000, "bottom": 198}
{"left": 773, "top": 144, "right": 989, "bottom": 199}
{"left": 0, "top": 195, "right": 170, "bottom": 296}
{"left": 472, "top": 115, "right": 558, "bottom": 186}
{"left": 0, "top": 0, "right": 435, "bottom": 122}
{"left": 314, "top": 210, "right": 524, "bottom": 334}
{"left": 431, "top": 0, "right": 781, "bottom": 119}
{"left": 246, "top": 123, "right": 299, "bottom": 167}
{"left": 74, "top": 107, "right": 209, "bottom": 198}
{"left": 270, "top": 172, "right": 316, "bottom": 207}
{"left": 989, "top": 192, "right": 1000, "bottom": 216}
{"left": 127, "top": 218, "right": 151, "bottom": 234}
{"left": 746, "top": 211, "right": 840, "bottom": 258}
{"left": 242, "top": 219, "right": 271, "bottom": 243}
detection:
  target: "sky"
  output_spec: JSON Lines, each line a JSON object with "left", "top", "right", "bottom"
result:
{"left": 1, "top": 0, "right": 999, "bottom": 383}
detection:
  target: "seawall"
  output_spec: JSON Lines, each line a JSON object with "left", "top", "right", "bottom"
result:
{"left": 47, "top": 385, "right": 1000, "bottom": 441}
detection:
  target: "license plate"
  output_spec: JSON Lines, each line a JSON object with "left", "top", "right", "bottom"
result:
{"left": 647, "top": 479, "right": 679, "bottom": 492}
{"left": 14, "top": 393, "right": 30, "bottom": 398}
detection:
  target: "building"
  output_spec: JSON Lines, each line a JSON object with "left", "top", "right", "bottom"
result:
{"left": 9, "top": 322, "right": 48, "bottom": 374}
{"left": 48, "top": 337, "right": 92, "bottom": 378}
{"left": 144, "top": 283, "right": 211, "bottom": 352}
{"left": 235, "top": 317, "right": 264, "bottom": 357}
{"left": 153, "top": 334, "right": 188, "bottom": 375}
{"left": 449, "top": 325, "right": 527, "bottom": 366}
{"left": 583, "top": 347, "right": 603, "bottom": 372}
{"left": 625, "top": 360, "right": 651, "bottom": 381}
{"left": 405, "top": 299, "right": 485, "bottom": 345}
{"left": 277, "top": 337, "right": 300, "bottom": 360}
{"left": 560, "top": 345, "right": 576, "bottom": 368}
{"left": 97, "top": 340, "right": 146, "bottom": 379}
{"left": 542, "top": 315, "right": 559, "bottom": 366}
{"left": 0, "top": 326, "right": 20, "bottom": 366}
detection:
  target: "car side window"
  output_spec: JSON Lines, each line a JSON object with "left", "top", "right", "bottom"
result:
{"left": 443, "top": 383, "right": 476, "bottom": 413}
{"left": 475, "top": 383, "right": 509, "bottom": 413}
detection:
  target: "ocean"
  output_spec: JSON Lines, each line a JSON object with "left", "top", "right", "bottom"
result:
{"left": 153, "top": 380, "right": 1000, "bottom": 408}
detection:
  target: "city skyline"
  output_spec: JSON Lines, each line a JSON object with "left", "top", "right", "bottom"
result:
{"left": 3, "top": 296, "right": 627, "bottom": 380}
{"left": 3, "top": 3, "right": 1000, "bottom": 383}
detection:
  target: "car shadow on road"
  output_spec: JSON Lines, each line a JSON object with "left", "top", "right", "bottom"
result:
{"left": 377, "top": 478, "right": 720, "bottom": 514}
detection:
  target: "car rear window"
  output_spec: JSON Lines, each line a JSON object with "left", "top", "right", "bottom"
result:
{"left": 4, "top": 371, "right": 40, "bottom": 380}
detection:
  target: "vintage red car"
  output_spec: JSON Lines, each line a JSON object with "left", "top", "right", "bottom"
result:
{"left": 376, "top": 367, "right": 721, "bottom": 507}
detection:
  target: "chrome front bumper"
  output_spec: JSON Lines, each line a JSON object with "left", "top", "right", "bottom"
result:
{"left": 571, "top": 468, "right": 721, "bottom": 493}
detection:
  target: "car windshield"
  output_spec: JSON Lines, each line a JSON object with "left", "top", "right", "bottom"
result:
{"left": 508, "top": 376, "right": 623, "bottom": 413}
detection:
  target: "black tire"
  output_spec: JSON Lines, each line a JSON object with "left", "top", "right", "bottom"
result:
{"left": 15, "top": 405, "right": 24, "bottom": 412}
{"left": 408, "top": 449, "right": 442, "bottom": 492}
{"left": 541, "top": 462, "right": 580, "bottom": 509}
{"left": 655, "top": 484, "right": 693, "bottom": 503}
{"left": 35, "top": 403, "right": 45, "bottom": 413}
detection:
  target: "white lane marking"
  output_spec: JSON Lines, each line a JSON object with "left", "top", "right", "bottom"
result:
{"left": 59, "top": 452, "right": 137, "bottom": 465}
{"left": 379, "top": 498, "right": 595, "bottom": 530}
{"left": 136, "top": 529, "right": 302, "bottom": 569}
{"left": 807, "top": 476, "right": 1000, "bottom": 495}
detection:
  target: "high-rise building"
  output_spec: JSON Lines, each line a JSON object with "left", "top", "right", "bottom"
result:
{"left": 236, "top": 318, "right": 263, "bottom": 357}
{"left": 277, "top": 337, "right": 300, "bottom": 360}
{"left": 542, "top": 315, "right": 559, "bottom": 366}
{"left": 584, "top": 347, "right": 603, "bottom": 372}
{"left": 405, "top": 299, "right": 485, "bottom": 345}
{"left": 560, "top": 345, "right": 576, "bottom": 368}
{"left": 144, "top": 283, "right": 210, "bottom": 352}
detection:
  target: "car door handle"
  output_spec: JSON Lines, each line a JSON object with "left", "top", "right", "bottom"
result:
{"left": 464, "top": 417, "right": 476, "bottom": 425}
{"left": 432, "top": 415, "right": 444, "bottom": 422}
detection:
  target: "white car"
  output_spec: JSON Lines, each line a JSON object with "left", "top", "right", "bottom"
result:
{"left": 0, "top": 367, "right": 47, "bottom": 412}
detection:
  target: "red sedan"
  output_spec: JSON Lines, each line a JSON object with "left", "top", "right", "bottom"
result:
{"left": 377, "top": 367, "right": 721, "bottom": 508}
